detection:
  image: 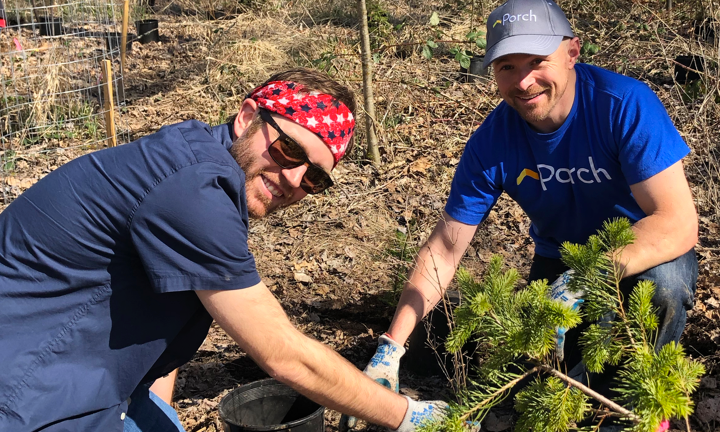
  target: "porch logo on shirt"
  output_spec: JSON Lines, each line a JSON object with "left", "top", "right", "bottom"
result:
{"left": 517, "top": 156, "right": 612, "bottom": 191}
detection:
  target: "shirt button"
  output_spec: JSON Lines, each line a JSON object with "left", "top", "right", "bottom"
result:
{"left": 121, "top": 412, "right": 126, "bottom": 421}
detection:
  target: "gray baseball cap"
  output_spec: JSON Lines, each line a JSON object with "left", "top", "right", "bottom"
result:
{"left": 483, "top": 0, "right": 574, "bottom": 68}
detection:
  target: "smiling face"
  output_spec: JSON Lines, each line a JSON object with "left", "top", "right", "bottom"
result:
{"left": 493, "top": 38, "right": 580, "bottom": 133}
{"left": 230, "top": 99, "right": 334, "bottom": 218}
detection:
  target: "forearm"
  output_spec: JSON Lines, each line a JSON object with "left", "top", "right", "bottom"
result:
{"left": 198, "top": 287, "right": 407, "bottom": 429}
{"left": 265, "top": 326, "right": 407, "bottom": 429}
{"left": 619, "top": 212, "right": 697, "bottom": 278}
{"left": 620, "top": 160, "right": 698, "bottom": 278}
{"left": 388, "top": 214, "right": 476, "bottom": 345}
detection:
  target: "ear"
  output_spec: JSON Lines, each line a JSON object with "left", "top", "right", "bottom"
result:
{"left": 567, "top": 37, "right": 581, "bottom": 68}
{"left": 233, "top": 98, "right": 259, "bottom": 139}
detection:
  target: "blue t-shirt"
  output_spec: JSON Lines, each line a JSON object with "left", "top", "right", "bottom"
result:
{"left": 445, "top": 63, "right": 690, "bottom": 258}
{"left": 0, "top": 120, "right": 261, "bottom": 431}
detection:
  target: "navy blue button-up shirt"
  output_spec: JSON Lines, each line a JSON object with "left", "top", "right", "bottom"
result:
{"left": 0, "top": 120, "right": 261, "bottom": 431}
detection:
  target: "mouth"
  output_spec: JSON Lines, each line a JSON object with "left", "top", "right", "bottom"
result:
{"left": 516, "top": 90, "right": 546, "bottom": 103}
{"left": 261, "top": 175, "right": 284, "bottom": 199}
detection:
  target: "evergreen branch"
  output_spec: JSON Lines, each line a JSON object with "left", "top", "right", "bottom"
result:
{"left": 537, "top": 365, "right": 639, "bottom": 422}
{"left": 459, "top": 366, "right": 542, "bottom": 421}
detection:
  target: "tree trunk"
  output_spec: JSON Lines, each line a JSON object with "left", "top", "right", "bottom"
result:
{"left": 357, "top": 0, "right": 380, "bottom": 165}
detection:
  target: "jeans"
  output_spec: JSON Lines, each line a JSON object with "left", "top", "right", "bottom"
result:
{"left": 528, "top": 248, "right": 698, "bottom": 395}
{"left": 123, "top": 383, "right": 186, "bottom": 432}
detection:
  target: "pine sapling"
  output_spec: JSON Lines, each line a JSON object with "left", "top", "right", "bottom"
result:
{"left": 420, "top": 218, "right": 704, "bottom": 432}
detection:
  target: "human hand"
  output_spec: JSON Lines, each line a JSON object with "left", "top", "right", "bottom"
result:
{"left": 339, "top": 334, "right": 406, "bottom": 431}
{"left": 549, "top": 270, "right": 584, "bottom": 361}
{"left": 394, "top": 397, "right": 448, "bottom": 432}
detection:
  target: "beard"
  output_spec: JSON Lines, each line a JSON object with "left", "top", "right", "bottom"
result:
{"left": 230, "top": 120, "right": 273, "bottom": 219}
{"left": 507, "top": 85, "right": 554, "bottom": 124}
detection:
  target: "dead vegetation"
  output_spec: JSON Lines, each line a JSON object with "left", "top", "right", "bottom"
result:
{"left": 0, "top": 0, "right": 718, "bottom": 431}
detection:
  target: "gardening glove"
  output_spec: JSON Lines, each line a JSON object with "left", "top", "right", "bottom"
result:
{"left": 339, "top": 334, "right": 405, "bottom": 431}
{"left": 394, "top": 397, "right": 449, "bottom": 432}
{"left": 549, "top": 270, "right": 584, "bottom": 362}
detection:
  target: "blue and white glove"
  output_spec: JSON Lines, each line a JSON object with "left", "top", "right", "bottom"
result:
{"left": 339, "top": 334, "right": 406, "bottom": 431}
{"left": 549, "top": 270, "right": 584, "bottom": 361}
{"left": 395, "top": 397, "right": 448, "bottom": 432}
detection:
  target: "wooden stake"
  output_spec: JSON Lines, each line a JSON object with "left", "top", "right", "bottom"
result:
{"left": 121, "top": 0, "right": 130, "bottom": 73}
{"left": 101, "top": 60, "right": 117, "bottom": 148}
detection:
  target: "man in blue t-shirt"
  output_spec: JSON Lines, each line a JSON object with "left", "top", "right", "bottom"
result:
{"left": 0, "top": 69, "right": 445, "bottom": 432}
{"left": 345, "top": 0, "right": 698, "bottom": 426}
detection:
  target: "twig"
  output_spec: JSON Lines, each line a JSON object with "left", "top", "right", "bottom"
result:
{"left": 537, "top": 365, "right": 639, "bottom": 422}
{"left": 459, "top": 366, "right": 541, "bottom": 421}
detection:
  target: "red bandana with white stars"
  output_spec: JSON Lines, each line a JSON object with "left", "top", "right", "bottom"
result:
{"left": 249, "top": 80, "right": 355, "bottom": 166}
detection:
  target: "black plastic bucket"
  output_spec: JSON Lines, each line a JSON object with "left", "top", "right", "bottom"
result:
{"left": 38, "top": 17, "right": 63, "bottom": 36}
{"left": 459, "top": 56, "right": 489, "bottom": 83}
{"left": 674, "top": 55, "right": 704, "bottom": 84}
{"left": 404, "top": 290, "right": 477, "bottom": 378}
{"left": 135, "top": 19, "right": 159, "bottom": 44}
{"left": 106, "top": 32, "right": 133, "bottom": 52}
{"left": 219, "top": 379, "right": 325, "bottom": 432}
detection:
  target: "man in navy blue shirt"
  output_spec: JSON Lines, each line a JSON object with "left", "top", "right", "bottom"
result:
{"left": 344, "top": 1, "right": 698, "bottom": 430}
{"left": 0, "top": 69, "right": 446, "bottom": 432}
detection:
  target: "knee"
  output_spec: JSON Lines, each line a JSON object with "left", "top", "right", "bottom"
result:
{"left": 651, "top": 284, "right": 692, "bottom": 312}
{"left": 638, "top": 254, "right": 697, "bottom": 311}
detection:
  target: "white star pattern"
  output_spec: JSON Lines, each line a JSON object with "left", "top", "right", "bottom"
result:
{"left": 264, "top": 99, "right": 275, "bottom": 106}
{"left": 336, "top": 113, "right": 345, "bottom": 123}
{"left": 323, "top": 115, "right": 333, "bottom": 125}
{"left": 293, "top": 93, "right": 305, "bottom": 100}
{"left": 266, "top": 83, "right": 277, "bottom": 90}
{"left": 330, "top": 146, "right": 339, "bottom": 154}
{"left": 278, "top": 97, "right": 289, "bottom": 105}
{"left": 347, "top": 113, "right": 354, "bottom": 121}
{"left": 306, "top": 117, "right": 318, "bottom": 127}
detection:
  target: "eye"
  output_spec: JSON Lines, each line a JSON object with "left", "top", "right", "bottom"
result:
{"left": 499, "top": 64, "right": 513, "bottom": 71}
{"left": 531, "top": 58, "right": 544, "bottom": 66}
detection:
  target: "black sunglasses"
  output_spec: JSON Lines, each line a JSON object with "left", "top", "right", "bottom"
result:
{"left": 259, "top": 109, "right": 334, "bottom": 195}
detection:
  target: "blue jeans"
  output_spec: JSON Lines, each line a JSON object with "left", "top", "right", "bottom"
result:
{"left": 528, "top": 248, "right": 698, "bottom": 395}
{"left": 123, "top": 383, "right": 186, "bottom": 432}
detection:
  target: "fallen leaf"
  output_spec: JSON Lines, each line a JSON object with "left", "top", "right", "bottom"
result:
{"left": 293, "top": 272, "right": 312, "bottom": 284}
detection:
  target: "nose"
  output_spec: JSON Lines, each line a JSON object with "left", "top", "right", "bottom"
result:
{"left": 516, "top": 69, "right": 536, "bottom": 92}
{"left": 282, "top": 164, "right": 308, "bottom": 190}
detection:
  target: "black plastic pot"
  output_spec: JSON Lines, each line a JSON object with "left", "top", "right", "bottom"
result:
{"left": 403, "top": 290, "right": 475, "bottom": 378}
{"left": 693, "top": 18, "right": 716, "bottom": 42}
{"left": 674, "top": 55, "right": 704, "bottom": 84}
{"left": 206, "top": 10, "right": 227, "bottom": 20}
{"left": 106, "top": 32, "right": 133, "bottom": 52}
{"left": 135, "top": 19, "right": 159, "bottom": 44}
{"left": 38, "top": 17, "right": 63, "bottom": 36}
{"left": 219, "top": 379, "right": 325, "bottom": 432}
{"left": 459, "top": 56, "right": 489, "bottom": 83}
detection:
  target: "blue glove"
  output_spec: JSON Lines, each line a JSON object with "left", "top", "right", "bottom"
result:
{"left": 339, "top": 334, "right": 406, "bottom": 431}
{"left": 394, "top": 397, "right": 449, "bottom": 432}
{"left": 549, "top": 270, "right": 584, "bottom": 361}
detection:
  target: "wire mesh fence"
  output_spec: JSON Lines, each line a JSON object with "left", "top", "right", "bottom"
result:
{"left": 0, "top": 0, "right": 129, "bottom": 206}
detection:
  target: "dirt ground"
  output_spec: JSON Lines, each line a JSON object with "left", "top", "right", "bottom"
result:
{"left": 1, "top": 0, "right": 719, "bottom": 431}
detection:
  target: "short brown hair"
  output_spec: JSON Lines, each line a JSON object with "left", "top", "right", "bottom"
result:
{"left": 249, "top": 68, "right": 357, "bottom": 160}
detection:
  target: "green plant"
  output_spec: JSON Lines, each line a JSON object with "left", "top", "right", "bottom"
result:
{"left": 2, "top": 149, "right": 17, "bottom": 172}
{"left": 422, "top": 13, "right": 485, "bottom": 70}
{"left": 449, "top": 47, "right": 473, "bottom": 70}
{"left": 420, "top": 218, "right": 704, "bottom": 432}
{"left": 580, "top": 41, "right": 600, "bottom": 58}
